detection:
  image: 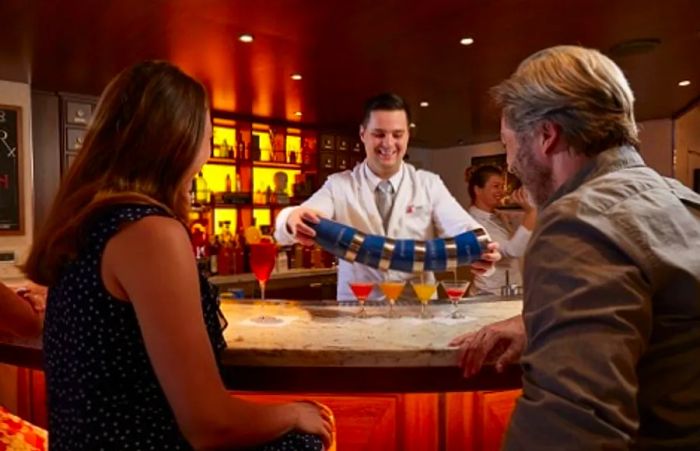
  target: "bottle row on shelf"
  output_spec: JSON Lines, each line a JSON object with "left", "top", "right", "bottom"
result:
{"left": 190, "top": 171, "right": 316, "bottom": 208}
{"left": 211, "top": 133, "right": 317, "bottom": 167}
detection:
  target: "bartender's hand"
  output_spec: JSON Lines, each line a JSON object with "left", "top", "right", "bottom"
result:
{"left": 449, "top": 314, "right": 524, "bottom": 378}
{"left": 470, "top": 241, "right": 500, "bottom": 275}
{"left": 286, "top": 207, "right": 324, "bottom": 246}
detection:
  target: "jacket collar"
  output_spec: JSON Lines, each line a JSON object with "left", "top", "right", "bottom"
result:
{"left": 542, "top": 146, "right": 646, "bottom": 209}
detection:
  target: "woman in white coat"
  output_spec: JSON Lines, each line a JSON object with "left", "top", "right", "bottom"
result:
{"left": 275, "top": 93, "right": 500, "bottom": 300}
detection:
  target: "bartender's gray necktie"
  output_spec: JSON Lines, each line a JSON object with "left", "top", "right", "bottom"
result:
{"left": 376, "top": 180, "right": 394, "bottom": 231}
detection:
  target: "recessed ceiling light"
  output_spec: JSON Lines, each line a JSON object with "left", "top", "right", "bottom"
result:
{"left": 409, "top": 122, "right": 417, "bottom": 128}
{"left": 238, "top": 34, "right": 254, "bottom": 43}
{"left": 678, "top": 80, "right": 691, "bottom": 87}
{"left": 420, "top": 101, "right": 429, "bottom": 108}
{"left": 294, "top": 111, "right": 303, "bottom": 117}
{"left": 291, "top": 73, "right": 303, "bottom": 81}
{"left": 460, "top": 37, "right": 475, "bottom": 46}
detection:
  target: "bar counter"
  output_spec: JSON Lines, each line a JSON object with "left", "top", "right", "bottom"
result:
{"left": 0, "top": 296, "right": 523, "bottom": 449}
{"left": 0, "top": 296, "right": 522, "bottom": 392}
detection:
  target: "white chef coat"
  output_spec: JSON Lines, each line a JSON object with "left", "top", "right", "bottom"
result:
{"left": 275, "top": 161, "right": 489, "bottom": 300}
{"left": 468, "top": 205, "right": 532, "bottom": 295}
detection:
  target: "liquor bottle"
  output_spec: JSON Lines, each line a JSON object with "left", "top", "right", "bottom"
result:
{"left": 235, "top": 173, "right": 242, "bottom": 192}
{"left": 293, "top": 244, "right": 303, "bottom": 269}
{"left": 311, "top": 245, "right": 323, "bottom": 268}
{"left": 218, "top": 222, "right": 232, "bottom": 275}
{"left": 301, "top": 142, "right": 312, "bottom": 166}
{"left": 234, "top": 219, "right": 246, "bottom": 273}
{"left": 231, "top": 234, "right": 243, "bottom": 274}
{"left": 251, "top": 135, "right": 261, "bottom": 161}
{"left": 208, "top": 235, "right": 220, "bottom": 275}
{"left": 225, "top": 174, "right": 232, "bottom": 192}
{"left": 289, "top": 150, "right": 297, "bottom": 164}
{"left": 195, "top": 172, "right": 209, "bottom": 205}
{"left": 236, "top": 133, "right": 245, "bottom": 162}
{"left": 190, "top": 179, "right": 197, "bottom": 206}
{"left": 218, "top": 240, "right": 231, "bottom": 276}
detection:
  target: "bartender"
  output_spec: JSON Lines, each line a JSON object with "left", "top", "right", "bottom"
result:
{"left": 467, "top": 165, "right": 536, "bottom": 295}
{"left": 274, "top": 93, "right": 500, "bottom": 300}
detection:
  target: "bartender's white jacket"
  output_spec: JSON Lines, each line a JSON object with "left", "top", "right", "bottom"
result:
{"left": 275, "top": 161, "right": 491, "bottom": 300}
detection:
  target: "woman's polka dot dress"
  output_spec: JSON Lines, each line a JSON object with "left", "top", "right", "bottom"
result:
{"left": 44, "top": 204, "right": 323, "bottom": 450}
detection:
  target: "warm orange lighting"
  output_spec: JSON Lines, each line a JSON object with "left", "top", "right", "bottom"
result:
{"left": 679, "top": 80, "right": 691, "bottom": 87}
{"left": 239, "top": 34, "right": 254, "bottom": 43}
{"left": 291, "top": 73, "right": 303, "bottom": 80}
{"left": 420, "top": 101, "right": 429, "bottom": 108}
{"left": 214, "top": 118, "right": 237, "bottom": 127}
{"left": 460, "top": 37, "right": 475, "bottom": 46}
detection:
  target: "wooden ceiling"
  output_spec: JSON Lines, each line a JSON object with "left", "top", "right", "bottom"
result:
{"left": 1, "top": 0, "right": 699, "bottom": 147}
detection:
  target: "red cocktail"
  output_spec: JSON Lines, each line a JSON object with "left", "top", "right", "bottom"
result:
{"left": 440, "top": 280, "right": 469, "bottom": 318}
{"left": 249, "top": 242, "right": 277, "bottom": 300}
{"left": 349, "top": 281, "right": 374, "bottom": 318}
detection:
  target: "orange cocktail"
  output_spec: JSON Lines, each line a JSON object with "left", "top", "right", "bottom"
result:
{"left": 379, "top": 281, "right": 405, "bottom": 317}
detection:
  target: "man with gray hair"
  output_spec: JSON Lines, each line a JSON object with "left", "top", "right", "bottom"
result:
{"left": 454, "top": 45, "right": 700, "bottom": 449}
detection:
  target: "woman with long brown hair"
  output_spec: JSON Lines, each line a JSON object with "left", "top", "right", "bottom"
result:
{"left": 25, "top": 61, "right": 331, "bottom": 450}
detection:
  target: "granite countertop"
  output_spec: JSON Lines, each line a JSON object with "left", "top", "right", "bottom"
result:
{"left": 0, "top": 296, "right": 523, "bottom": 391}
{"left": 220, "top": 298, "right": 522, "bottom": 368}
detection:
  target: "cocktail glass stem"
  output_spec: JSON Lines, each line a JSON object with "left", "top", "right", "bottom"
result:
{"left": 450, "top": 301, "right": 464, "bottom": 319}
{"left": 259, "top": 281, "right": 266, "bottom": 301}
{"left": 358, "top": 300, "right": 367, "bottom": 318}
{"left": 420, "top": 302, "right": 431, "bottom": 319}
{"left": 388, "top": 300, "right": 396, "bottom": 318}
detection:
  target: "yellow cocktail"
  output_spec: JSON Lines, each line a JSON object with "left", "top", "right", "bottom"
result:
{"left": 379, "top": 281, "right": 405, "bottom": 317}
{"left": 411, "top": 282, "right": 437, "bottom": 318}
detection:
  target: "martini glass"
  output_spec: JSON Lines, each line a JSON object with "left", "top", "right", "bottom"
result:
{"left": 349, "top": 281, "right": 374, "bottom": 318}
{"left": 379, "top": 281, "right": 405, "bottom": 318}
{"left": 411, "top": 281, "right": 437, "bottom": 319}
{"left": 249, "top": 242, "right": 277, "bottom": 300}
{"left": 440, "top": 280, "right": 469, "bottom": 318}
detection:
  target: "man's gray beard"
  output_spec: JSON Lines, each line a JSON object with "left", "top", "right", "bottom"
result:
{"left": 512, "top": 140, "right": 554, "bottom": 207}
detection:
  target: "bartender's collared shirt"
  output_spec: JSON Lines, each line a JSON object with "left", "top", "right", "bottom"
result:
{"left": 468, "top": 206, "right": 531, "bottom": 294}
{"left": 364, "top": 162, "right": 405, "bottom": 203}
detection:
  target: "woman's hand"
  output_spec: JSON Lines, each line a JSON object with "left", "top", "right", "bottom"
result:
{"left": 292, "top": 401, "right": 334, "bottom": 449}
{"left": 15, "top": 283, "right": 47, "bottom": 314}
